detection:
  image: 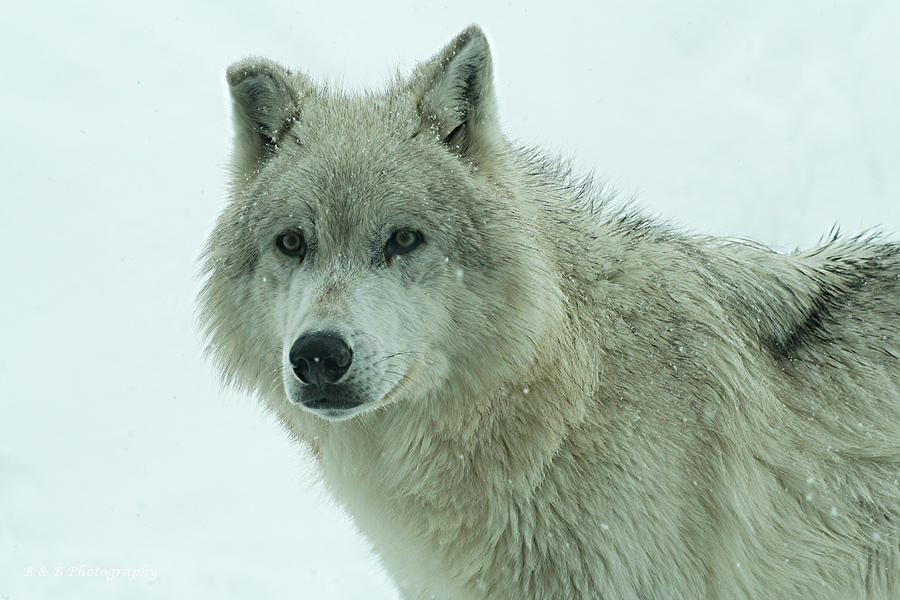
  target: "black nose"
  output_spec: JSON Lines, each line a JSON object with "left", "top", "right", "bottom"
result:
{"left": 289, "top": 331, "right": 353, "bottom": 385}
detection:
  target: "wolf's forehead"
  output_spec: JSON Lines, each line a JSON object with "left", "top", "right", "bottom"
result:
{"left": 256, "top": 142, "right": 434, "bottom": 238}
{"left": 249, "top": 95, "right": 456, "bottom": 238}
{"left": 301, "top": 92, "right": 420, "bottom": 146}
{"left": 294, "top": 145, "right": 421, "bottom": 211}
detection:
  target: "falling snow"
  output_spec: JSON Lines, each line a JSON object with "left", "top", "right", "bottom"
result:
{"left": 3, "top": 4, "right": 898, "bottom": 600}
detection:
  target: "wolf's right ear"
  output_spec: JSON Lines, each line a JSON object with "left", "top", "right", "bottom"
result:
{"left": 226, "top": 58, "right": 309, "bottom": 173}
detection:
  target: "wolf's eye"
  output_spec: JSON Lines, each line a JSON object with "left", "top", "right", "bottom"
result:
{"left": 276, "top": 230, "right": 307, "bottom": 259}
{"left": 385, "top": 228, "right": 424, "bottom": 261}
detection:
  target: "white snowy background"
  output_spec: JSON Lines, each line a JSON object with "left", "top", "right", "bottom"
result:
{"left": 2, "top": 0, "right": 898, "bottom": 598}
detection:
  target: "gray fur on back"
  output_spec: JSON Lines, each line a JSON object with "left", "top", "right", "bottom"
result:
{"left": 199, "top": 25, "right": 900, "bottom": 599}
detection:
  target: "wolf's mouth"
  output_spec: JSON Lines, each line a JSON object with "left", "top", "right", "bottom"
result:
{"left": 302, "top": 397, "right": 363, "bottom": 411}
{"left": 299, "top": 396, "right": 366, "bottom": 421}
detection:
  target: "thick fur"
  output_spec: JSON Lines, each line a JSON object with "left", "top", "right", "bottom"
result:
{"left": 199, "top": 26, "right": 900, "bottom": 599}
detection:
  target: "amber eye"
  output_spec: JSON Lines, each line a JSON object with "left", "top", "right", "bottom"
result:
{"left": 385, "top": 228, "right": 424, "bottom": 261}
{"left": 276, "top": 230, "right": 307, "bottom": 259}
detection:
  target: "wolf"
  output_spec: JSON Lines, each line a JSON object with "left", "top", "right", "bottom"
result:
{"left": 198, "top": 25, "right": 900, "bottom": 599}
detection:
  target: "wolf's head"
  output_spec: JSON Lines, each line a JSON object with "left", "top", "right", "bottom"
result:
{"left": 199, "top": 27, "right": 564, "bottom": 422}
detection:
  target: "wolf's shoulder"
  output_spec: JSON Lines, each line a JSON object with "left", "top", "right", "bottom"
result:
{"left": 699, "top": 232, "right": 899, "bottom": 360}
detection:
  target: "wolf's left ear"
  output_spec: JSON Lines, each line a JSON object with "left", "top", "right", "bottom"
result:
{"left": 408, "top": 26, "right": 500, "bottom": 160}
{"left": 226, "top": 58, "right": 310, "bottom": 174}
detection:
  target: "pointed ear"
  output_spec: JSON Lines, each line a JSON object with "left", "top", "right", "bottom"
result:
{"left": 408, "top": 26, "right": 500, "bottom": 161}
{"left": 225, "top": 57, "right": 309, "bottom": 173}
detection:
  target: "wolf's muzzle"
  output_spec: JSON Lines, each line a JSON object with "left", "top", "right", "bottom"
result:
{"left": 289, "top": 331, "right": 353, "bottom": 385}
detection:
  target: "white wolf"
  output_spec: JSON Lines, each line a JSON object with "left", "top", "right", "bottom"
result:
{"left": 198, "top": 26, "right": 900, "bottom": 599}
